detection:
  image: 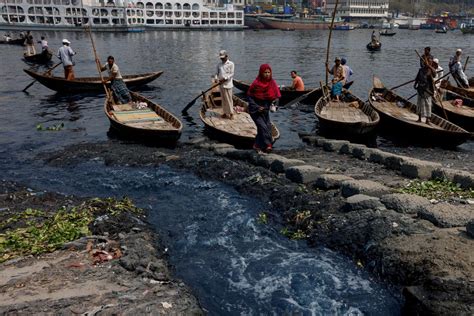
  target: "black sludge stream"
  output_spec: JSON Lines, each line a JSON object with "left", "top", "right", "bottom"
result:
{"left": 3, "top": 158, "right": 402, "bottom": 315}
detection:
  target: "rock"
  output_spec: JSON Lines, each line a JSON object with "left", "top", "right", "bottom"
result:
{"left": 313, "top": 174, "right": 354, "bottom": 190}
{"left": 251, "top": 153, "right": 282, "bottom": 168}
{"left": 467, "top": 220, "right": 474, "bottom": 238}
{"left": 269, "top": 156, "right": 306, "bottom": 173}
{"left": 285, "top": 165, "right": 325, "bottom": 184}
{"left": 339, "top": 143, "right": 371, "bottom": 160}
{"left": 382, "top": 153, "right": 405, "bottom": 171}
{"left": 432, "top": 168, "right": 474, "bottom": 189}
{"left": 210, "top": 143, "right": 234, "bottom": 151}
{"left": 184, "top": 137, "right": 207, "bottom": 145}
{"left": 341, "top": 194, "right": 384, "bottom": 212}
{"left": 400, "top": 158, "right": 442, "bottom": 179}
{"left": 341, "top": 179, "right": 393, "bottom": 198}
{"left": 380, "top": 193, "right": 431, "bottom": 214}
{"left": 223, "top": 149, "right": 254, "bottom": 162}
{"left": 368, "top": 149, "right": 389, "bottom": 164}
{"left": 322, "top": 139, "right": 349, "bottom": 152}
{"left": 418, "top": 203, "right": 474, "bottom": 228}
{"left": 214, "top": 147, "right": 236, "bottom": 156}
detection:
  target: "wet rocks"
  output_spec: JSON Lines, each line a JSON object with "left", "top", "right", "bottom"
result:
{"left": 313, "top": 174, "right": 354, "bottom": 190}
{"left": 418, "top": 203, "right": 473, "bottom": 228}
{"left": 341, "top": 179, "right": 393, "bottom": 198}
{"left": 341, "top": 194, "right": 384, "bottom": 212}
{"left": 285, "top": 165, "right": 325, "bottom": 184}
{"left": 400, "top": 158, "right": 442, "bottom": 179}
{"left": 380, "top": 193, "right": 431, "bottom": 214}
{"left": 467, "top": 220, "right": 474, "bottom": 238}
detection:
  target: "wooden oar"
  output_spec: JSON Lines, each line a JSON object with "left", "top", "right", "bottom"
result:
{"left": 325, "top": 0, "right": 339, "bottom": 85}
{"left": 181, "top": 82, "right": 221, "bottom": 114}
{"left": 22, "top": 62, "right": 62, "bottom": 92}
{"left": 284, "top": 87, "right": 321, "bottom": 108}
{"left": 85, "top": 25, "right": 111, "bottom": 99}
{"left": 463, "top": 56, "right": 469, "bottom": 72}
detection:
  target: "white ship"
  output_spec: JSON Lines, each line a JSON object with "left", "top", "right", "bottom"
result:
{"left": 0, "top": 0, "right": 244, "bottom": 31}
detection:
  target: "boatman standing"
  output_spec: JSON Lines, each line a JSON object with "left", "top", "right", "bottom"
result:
{"left": 414, "top": 58, "right": 435, "bottom": 125}
{"left": 98, "top": 56, "right": 131, "bottom": 104}
{"left": 38, "top": 36, "right": 48, "bottom": 51}
{"left": 215, "top": 50, "right": 235, "bottom": 119}
{"left": 449, "top": 48, "right": 469, "bottom": 88}
{"left": 57, "top": 39, "right": 76, "bottom": 80}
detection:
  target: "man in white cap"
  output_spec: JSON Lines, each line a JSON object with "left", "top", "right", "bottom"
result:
{"left": 57, "top": 39, "right": 76, "bottom": 80}
{"left": 432, "top": 58, "right": 443, "bottom": 92}
{"left": 448, "top": 48, "right": 468, "bottom": 88}
{"left": 215, "top": 50, "right": 234, "bottom": 119}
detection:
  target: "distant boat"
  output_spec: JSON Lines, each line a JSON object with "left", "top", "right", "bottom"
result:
{"left": 367, "top": 41, "right": 382, "bottom": 51}
{"left": 380, "top": 30, "right": 396, "bottom": 36}
{"left": 257, "top": 16, "right": 343, "bottom": 30}
{"left": 331, "top": 24, "right": 355, "bottom": 30}
{"left": 0, "top": 38, "right": 24, "bottom": 45}
{"left": 435, "top": 27, "right": 448, "bottom": 33}
{"left": 460, "top": 23, "right": 474, "bottom": 34}
{"left": 244, "top": 13, "right": 292, "bottom": 29}
{"left": 23, "top": 49, "right": 53, "bottom": 64}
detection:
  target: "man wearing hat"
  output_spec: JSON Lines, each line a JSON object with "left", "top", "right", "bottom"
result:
{"left": 325, "top": 57, "right": 345, "bottom": 100}
{"left": 215, "top": 50, "right": 235, "bottom": 119}
{"left": 432, "top": 58, "right": 444, "bottom": 93}
{"left": 449, "top": 48, "right": 469, "bottom": 88}
{"left": 57, "top": 39, "right": 76, "bottom": 80}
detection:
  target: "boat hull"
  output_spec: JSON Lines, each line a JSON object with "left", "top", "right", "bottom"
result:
{"left": 23, "top": 50, "right": 53, "bottom": 64}
{"left": 233, "top": 79, "right": 322, "bottom": 105}
{"left": 23, "top": 69, "right": 163, "bottom": 93}
{"left": 369, "top": 77, "right": 470, "bottom": 147}
{"left": 105, "top": 91, "right": 182, "bottom": 145}
{"left": 432, "top": 101, "right": 474, "bottom": 133}
{"left": 367, "top": 42, "right": 382, "bottom": 51}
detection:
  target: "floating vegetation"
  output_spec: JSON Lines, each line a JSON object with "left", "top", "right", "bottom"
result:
{"left": 257, "top": 212, "right": 268, "bottom": 225}
{"left": 280, "top": 227, "right": 308, "bottom": 240}
{"left": 399, "top": 179, "right": 474, "bottom": 200}
{"left": 36, "top": 122, "right": 64, "bottom": 131}
{"left": 0, "top": 197, "right": 142, "bottom": 263}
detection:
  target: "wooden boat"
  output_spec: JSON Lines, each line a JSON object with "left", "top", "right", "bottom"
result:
{"left": 435, "top": 28, "right": 447, "bottom": 33}
{"left": 0, "top": 38, "right": 24, "bottom": 45}
{"left": 23, "top": 49, "right": 53, "bottom": 64}
{"left": 104, "top": 90, "right": 182, "bottom": 144}
{"left": 432, "top": 95, "right": 474, "bottom": 133}
{"left": 315, "top": 88, "right": 379, "bottom": 138}
{"left": 366, "top": 41, "right": 382, "bottom": 51}
{"left": 257, "top": 16, "right": 343, "bottom": 30}
{"left": 331, "top": 24, "right": 355, "bottom": 30}
{"left": 200, "top": 88, "right": 280, "bottom": 147}
{"left": 233, "top": 79, "right": 322, "bottom": 105}
{"left": 23, "top": 69, "right": 163, "bottom": 93}
{"left": 440, "top": 79, "right": 474, "bottom": 99}
{"left": 369, "top": 77, "right": 471, "bottom": 147}
{"left": 379, "top": 30, "right": 396, "bottom": 36}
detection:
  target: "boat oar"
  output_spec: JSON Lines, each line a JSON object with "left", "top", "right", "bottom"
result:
{"left": 23, "top": 62, "right": 62, "bottom": 92}
{"left": 325, "top": 0, "right": 339, "bottom": 86}
{"left": 182, "top": 82, "right": 221, "bottom": 114}
{"left": 463, "top": 56, "right": 469, "bottom": 72}
{"left": 389, "top": 71, "right": 448, "bottom": 91}
{"left": 284, "top": 87, "right": 321, "bottom": 108}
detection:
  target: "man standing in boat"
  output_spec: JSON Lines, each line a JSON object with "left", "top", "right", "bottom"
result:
{"left": 57, "top": 39, "right": 76, "bottom": 80}
{"left": 215, "top": 50, "right": 234, "bottom": 119}
{"left": 414, "top": 57, "right": 435, "bottom": 125}
{"left": 449, "top": 49, "right": 469, "bottom": 88}
{"left": 38, "top": 36, "right": 48, "bottom": 51}
{"left": 290, "top": 71, "right": 305, "bottom": 91}
{"left": 98, "top": 56, "right": 131, "bottom": 104}
{"left": 326, "top": 57, "right": 345, "bottom": 101}
{"left": 24, "top": 31, "right": 36, "bottom": 56}
{"left": 432, "top": 58, "right": 444, "bottom": 96}
{"left": 419, "top": 47, "right": 433, "bottom": 67}
{"left": 341, "top": 58, "right": 354, "bottom": 89}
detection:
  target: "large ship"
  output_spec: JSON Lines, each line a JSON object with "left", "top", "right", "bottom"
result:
{"left": 257, "top": 15, "right": 343, "bottom": 30}
{"left": 0, "top": 0, "right": 244, "bottom": 31}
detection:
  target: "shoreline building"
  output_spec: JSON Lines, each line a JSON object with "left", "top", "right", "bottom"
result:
{"left": 325, "top": 0, "right": 389, "bottom": 21}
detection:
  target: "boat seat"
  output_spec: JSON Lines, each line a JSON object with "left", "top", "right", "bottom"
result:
{"left": 111, "top": 109, "right": 164, "bottom": 123}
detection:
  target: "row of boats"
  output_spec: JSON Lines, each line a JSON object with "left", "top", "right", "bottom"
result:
{"left": 23, "top": 66, "right": 474, "bottom": 149}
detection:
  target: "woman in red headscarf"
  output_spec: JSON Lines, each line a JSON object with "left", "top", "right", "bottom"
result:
{"left": 247, "top": 64, "right": 281, "bottom": 153}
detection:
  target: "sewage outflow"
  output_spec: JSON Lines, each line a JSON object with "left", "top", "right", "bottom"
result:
{"left": 5, "top": 161, "right": 401, "bottom": 315}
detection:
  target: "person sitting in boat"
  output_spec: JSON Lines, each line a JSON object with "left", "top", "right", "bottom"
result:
{"left": 414, "top": 58, "right": 435, "bottom": 125}
{"left": 38, "top": 36, "right": 48, "bottom": 51}
{"left": 247, "top": 64, "right": 281, "bottom": 153}
{"left": 98, "top": 56, "right": 131, "bottom": 104}
{"left": 449, "top": 48, "right": 469, "bottom": 88}
{"left": 3, "top": 33, "right": 11, "bottom": 42}
{"left": 341, "top": 58, "right": 354, "bottom": 89}
{"left": 24, "top": 31, "right": 36, "bottom": 56}
{"left": 57, "top": 39, "right": 76, "bottom": 80}
{"left": 326, "top": 57, "right": 345, "bottom": 101}
{"left": 290, "top": 71, "right": 305, "bottom": 91}
{"left": 420, "top": 47, "right": 433, "bottom": 68}
{"left": 371, "top": 30, "right": 379, "bottom": 45}
{"left": 214, "top": 50, "right": 235, "bottom": 119}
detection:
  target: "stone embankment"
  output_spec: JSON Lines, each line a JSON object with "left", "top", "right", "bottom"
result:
{"left": 188, "top": 135, "right": 473, "bottom": 315}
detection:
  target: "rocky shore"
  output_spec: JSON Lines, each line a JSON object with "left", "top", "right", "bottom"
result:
{"left": 1, "top": 135, "right": 473, "bottom": 314}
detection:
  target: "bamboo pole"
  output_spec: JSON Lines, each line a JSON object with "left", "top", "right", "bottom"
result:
{"left": 325, "top": 0, "right": 339, "bottom": 86}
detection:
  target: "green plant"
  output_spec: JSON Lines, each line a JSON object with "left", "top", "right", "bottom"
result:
{"left": 36, "top": 122, "right": 64, "bottom": 131}
{"left": 257, "top": 212, "right": 268, "bottom": 225}
{"left": 399, "top": 179, "right": 474, "bottom": 200}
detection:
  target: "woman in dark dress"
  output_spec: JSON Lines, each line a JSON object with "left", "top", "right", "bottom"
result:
{"left": 247, "top": 64, "right": 281, "bottom": 153}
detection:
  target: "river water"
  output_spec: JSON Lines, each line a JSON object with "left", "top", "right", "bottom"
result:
{"left": 0, "top": 28, "right": 471, "bottom": 314}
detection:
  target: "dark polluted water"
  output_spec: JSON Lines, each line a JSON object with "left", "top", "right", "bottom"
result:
{"left": 3, "top": 159, "right": 401, "bottom": 315}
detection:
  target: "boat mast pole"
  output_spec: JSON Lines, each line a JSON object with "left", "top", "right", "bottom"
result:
{"left": 81, "top": 0, "right": 111, "bottom": 99}
{"left": 325, "top": 0, "right": 339, "bottom": 85}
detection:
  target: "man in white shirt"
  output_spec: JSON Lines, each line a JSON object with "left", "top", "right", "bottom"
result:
{"left": 449, "top": 48, "right": 468, "bottom": 88}
{"left": 99, "top": 55, "right": 131, "bottom": 104}
{"left": 215, "top": 50, "right": 235, "bottom": 119}
{"left": 432, "top": 58, "right": 444, "bottom": 91}
{"left": 38, "top": 36, "right": 48, "bottom": 51}
{"left": 57, "top": 39, "right": 76, "bottom": 80}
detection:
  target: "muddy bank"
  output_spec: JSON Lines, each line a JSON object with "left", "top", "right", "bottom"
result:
{"left": 0, "top": 180, "right": 202, "bottom": 315}
{"left": 37, "top": 139, "right": 474, "bottom": 315}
